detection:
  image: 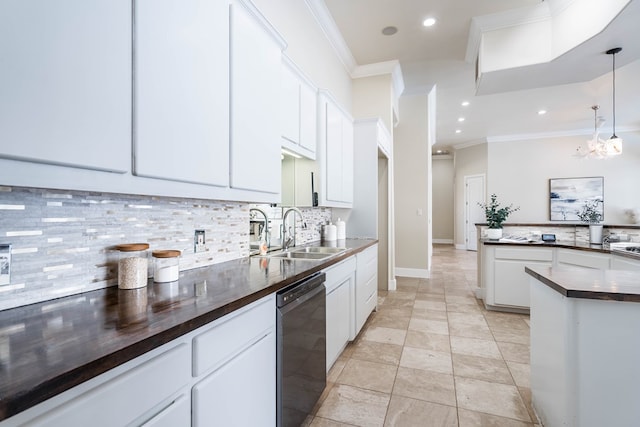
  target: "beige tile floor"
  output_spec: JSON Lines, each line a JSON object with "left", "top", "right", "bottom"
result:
{"left": 307, "top": 245, "right": 541, "bottom": 427}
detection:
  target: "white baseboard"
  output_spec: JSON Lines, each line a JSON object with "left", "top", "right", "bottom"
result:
{"left": 433, "top": 239, "right": 454, "bottom": 244}
{"left": 395, "top": 268, "right": 430, "bottom": 279}
{"left": 455, "top": 244, "right": 467, "bottom": 250}
{"left": 388, "top": 278, "right": 397, "bottom": 291}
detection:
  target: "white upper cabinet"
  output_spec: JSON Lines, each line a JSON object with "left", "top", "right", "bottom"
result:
{"left": 0, "top": 0, "right": 130, "bottom": 173}
{"left": 230, "top": 0, "right": 286, "bottom": 198}
{"left": 317, "top": 91, "right": 354, "bottom": 207}
{"left": 280, "top": 57, "right": 317, "bottom": 159}
{"left": 134, "top": 0, "right": 230, "bottom": 187}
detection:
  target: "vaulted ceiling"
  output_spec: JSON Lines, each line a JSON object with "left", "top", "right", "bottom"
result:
{"left": 322, "top": 0, "right": 640, "bottom": 151}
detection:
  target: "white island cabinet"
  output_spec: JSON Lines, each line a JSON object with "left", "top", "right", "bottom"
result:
{"left": 0, "top": 0, "right": 130, "bottom": 173}
{"left": 482, "top": 245, "right": 552, "bottom": 310}
{"left": 355, "top": 244, "right": 378, "bottom": 334}
{"left": 528, "top": 268, "right": 640, "bottom": 427}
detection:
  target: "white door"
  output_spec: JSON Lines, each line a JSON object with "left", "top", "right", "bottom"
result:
{"left": 464, "top": 175, "right": 485, "bottom": 251}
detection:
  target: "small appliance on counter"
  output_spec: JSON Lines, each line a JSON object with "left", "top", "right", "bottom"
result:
{"left": 609, "top": 242, "right": 640, "bottom": 256}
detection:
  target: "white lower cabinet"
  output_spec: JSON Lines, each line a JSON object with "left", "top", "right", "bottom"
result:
{"left": 611, "top": 254, "right": 640, "bottom": 270}
{"left": 2, "top": 343, "right": 191, "bottom": 427}
{"left": 555, "top": 249, "right": 610, "bottom": 270}
{"left": 483, "top": 246, "right": 553, "bottom": 310}
{"left": 355, "top": 244, "right": 378, "bottom": 334}
{"left": 2, "top": 295, "right": 276, "bottom": 427}
{"left": 192, "top": 332, "right": 275, "bottom": 427}
{"left": 324, "top": 257, "right": 356, "bottom": 371}
{"left": 191, "top": 294, "right": 276, "bottom": 427}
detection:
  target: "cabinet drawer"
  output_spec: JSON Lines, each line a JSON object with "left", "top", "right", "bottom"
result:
{"left": 495, "top": 247, "right": 552, "bottom": 262}
{"left": 324, "top": 257, "right": 357, "bottom": 292}
{"left": 357, "top": 245, "right": 377, "bottom": 284}
{"left": 556, "top": 249, "right": 610, "bottom": 270}
{"left": 142, "top": 393, "right": 190, "bottom": 427}
{"left": 192, "top": 295, "right": 275, "bottom": 377}
{"left": 27, "top": 343, "right": 190, "bottom": 427}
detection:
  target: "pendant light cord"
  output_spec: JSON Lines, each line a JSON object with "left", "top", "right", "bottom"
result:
{"left": 612, "top": 50, "right": 616, "bottom": 137}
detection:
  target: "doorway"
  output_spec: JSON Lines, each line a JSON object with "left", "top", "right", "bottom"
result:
{"left": 464, "top": 174, "right": 485, "bottom": 251}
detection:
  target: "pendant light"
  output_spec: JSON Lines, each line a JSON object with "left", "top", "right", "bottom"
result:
{"left": 586, "top": 105, "right": 607, "bottom": 158}
{"left": 605, "top": 47, "right": 622, "bottom": 156}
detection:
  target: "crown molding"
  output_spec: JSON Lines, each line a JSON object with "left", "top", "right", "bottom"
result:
{"left": 304, "top": 0, "right": 357, "bottom": 73}
{"left": 486, "top": 125, "right": 640, "bottom": 143}
{"left": 453, "top": 139, "right": 487, "bottom": 150}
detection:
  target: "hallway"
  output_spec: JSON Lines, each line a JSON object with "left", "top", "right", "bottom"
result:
{"left": 309, "top": 245, "right": 539, "bottom": 426}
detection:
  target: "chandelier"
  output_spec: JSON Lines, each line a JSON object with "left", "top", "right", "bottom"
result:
{"left": 575, "top": 47, "right": 623, "bottom": 159}
{"left": 575, "top": 105, "right": 608, "bottom": 159}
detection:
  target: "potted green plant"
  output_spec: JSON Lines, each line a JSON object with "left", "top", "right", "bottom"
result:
{"left": 479, "top": 194, "right": 520, "bottom": 239}
{"left": 577, "top": 199, "right": 604, "bottom": 244}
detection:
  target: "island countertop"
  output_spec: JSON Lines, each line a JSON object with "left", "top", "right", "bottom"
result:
{"left": 0, "top": 238, "right": 377, "bottom": 421}
{"left": 525, "top": 265, "right": 640, "bottom": 303}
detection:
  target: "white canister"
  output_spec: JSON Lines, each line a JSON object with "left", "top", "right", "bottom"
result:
{"left": 324, "top": 223, "right": 337, "bottom": 242}
{"left": 152, "top": 250, "right": 181, "bottom": 283}
{"left": 335, "top": 218, "right": 346, "bottom": 240}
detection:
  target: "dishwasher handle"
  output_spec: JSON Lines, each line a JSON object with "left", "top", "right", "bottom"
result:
{"left": 276, "top": 272, "right": 326, "bottom": 309}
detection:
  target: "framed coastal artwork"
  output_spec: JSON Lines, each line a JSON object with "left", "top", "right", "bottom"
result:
{"left": 549, "top": 176, "right": 604, "bottom": 221}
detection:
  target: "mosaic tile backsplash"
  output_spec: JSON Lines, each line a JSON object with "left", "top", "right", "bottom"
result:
{"left": 0, "top": 187, "right": 329, "bottom": 311}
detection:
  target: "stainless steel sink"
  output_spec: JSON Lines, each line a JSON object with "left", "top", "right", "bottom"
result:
{"left": 267, "top": 246, "right": 347, "bottom": 260}
{"left": 268, "top": 251, "right": 333, "bottom": 260}
{"left": 291, "top": 247, "right": 346, "bottom": 255}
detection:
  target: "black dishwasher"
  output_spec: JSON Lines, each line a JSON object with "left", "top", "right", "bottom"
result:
{"left": 276, "top": 272, "right": 326, "bottom": 427}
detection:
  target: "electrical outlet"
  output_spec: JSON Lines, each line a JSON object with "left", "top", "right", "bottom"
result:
{"left": 0, "top": 244, "right": 11, "bottom": 286}
{"left": 194, "top": 230, "right": 206, "bottom": 253}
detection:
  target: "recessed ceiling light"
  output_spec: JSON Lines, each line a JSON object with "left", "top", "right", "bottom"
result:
{"left": 422, "top": 17, "right": 436, "bottom": 27}
{"left": 455, "top": 129, "right": 462, "bottom": 134}
{"left": 538, "top": 110, "right": 547, "bottom": 115}
{"left": 382, "top": 26, "right": 398, "bottom": 36}
{"left": 461, "top": 101, "right": 470, "bottom": 107}
{"left": 457, "top": 117, "right": 465, "bottom": 122}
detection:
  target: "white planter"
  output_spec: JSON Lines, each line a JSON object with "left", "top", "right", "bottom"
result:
{"left": 589, "top": 224, "right": 603, "bottom": 245}
{"left": 486, "top": 228, "right": 503, "bottom": 240}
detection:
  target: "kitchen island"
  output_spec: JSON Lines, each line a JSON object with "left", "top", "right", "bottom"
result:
{"left": 525, "top": 266, "right": 640, "bottom": 427}
{"left": 0, "top": 238, "right": 377, "bottom": 425}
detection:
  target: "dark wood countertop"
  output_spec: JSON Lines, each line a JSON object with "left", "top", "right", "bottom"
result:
{"left": 0, "top": 238, "right": 377, "bottom": 421}
{"left": 525, "top": 266, "right": 640, "bottom": 303}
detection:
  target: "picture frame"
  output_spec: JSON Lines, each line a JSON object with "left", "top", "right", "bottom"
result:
{"left": 549, "top": 177, "right": 604, "bottom": 221}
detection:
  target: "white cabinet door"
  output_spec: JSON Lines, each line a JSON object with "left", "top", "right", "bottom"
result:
{"left": 318, "top": 92, "right": 354, "bottom": 207}
{"left": 134, "top": 0, "right": 229, "bottom": 186}
{"left": 281, "top": 63, "right": 300, "bottom": 145}
{"left": 556, "top": 249, "right": 610, "bottom": 270}
{"left": 280, "top": 57, "right": 317, "bottom": 159}
{"left": 192, "top": 332, "right": 276, "bottom": 427}
{"left": 494, "top": 259, "right": 550, "bottom": 308}
{"left": 299, "top": 80, "right": 318, "bottom": 156}
{"left": 230, "top": 0, "right": 284, "bottom": 195}
{"left": 0, "top": 0, "right": 130, "bottom": 173}
{"left": 326, "top": 278, "right": 351, "bottom": 371}
{"left": 611, "top": 255, "right": 640, "bottom": 271}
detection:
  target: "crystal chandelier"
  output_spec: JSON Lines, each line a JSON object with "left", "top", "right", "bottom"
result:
{"left": 575, "top": 47, "right": 623, "bottom": 159}
{"left": 575, "top": 105, "right": 608, "bottom": 159}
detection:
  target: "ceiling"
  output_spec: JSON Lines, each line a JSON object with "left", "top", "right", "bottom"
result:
{"left": 322, "top": 0, "right": 640, "bottom": 152}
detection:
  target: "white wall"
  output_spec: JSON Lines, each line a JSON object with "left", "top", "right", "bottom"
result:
{"left": 394, "top": 94, "right": 429, "bottom": 276}
{"left": 454, "top": 144, "right": 488, "bottom": 247}
{"left": 432, "top": 156, "right": 454, "bottom": 242}
{"left": 488, "top": 133, "right": 640, "bottom": 224}
{"left": 252, "top": 0, "right": 352, "bottom": 111}
{"left": 352, "top": 75, "right": 394, "bottom": 132}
